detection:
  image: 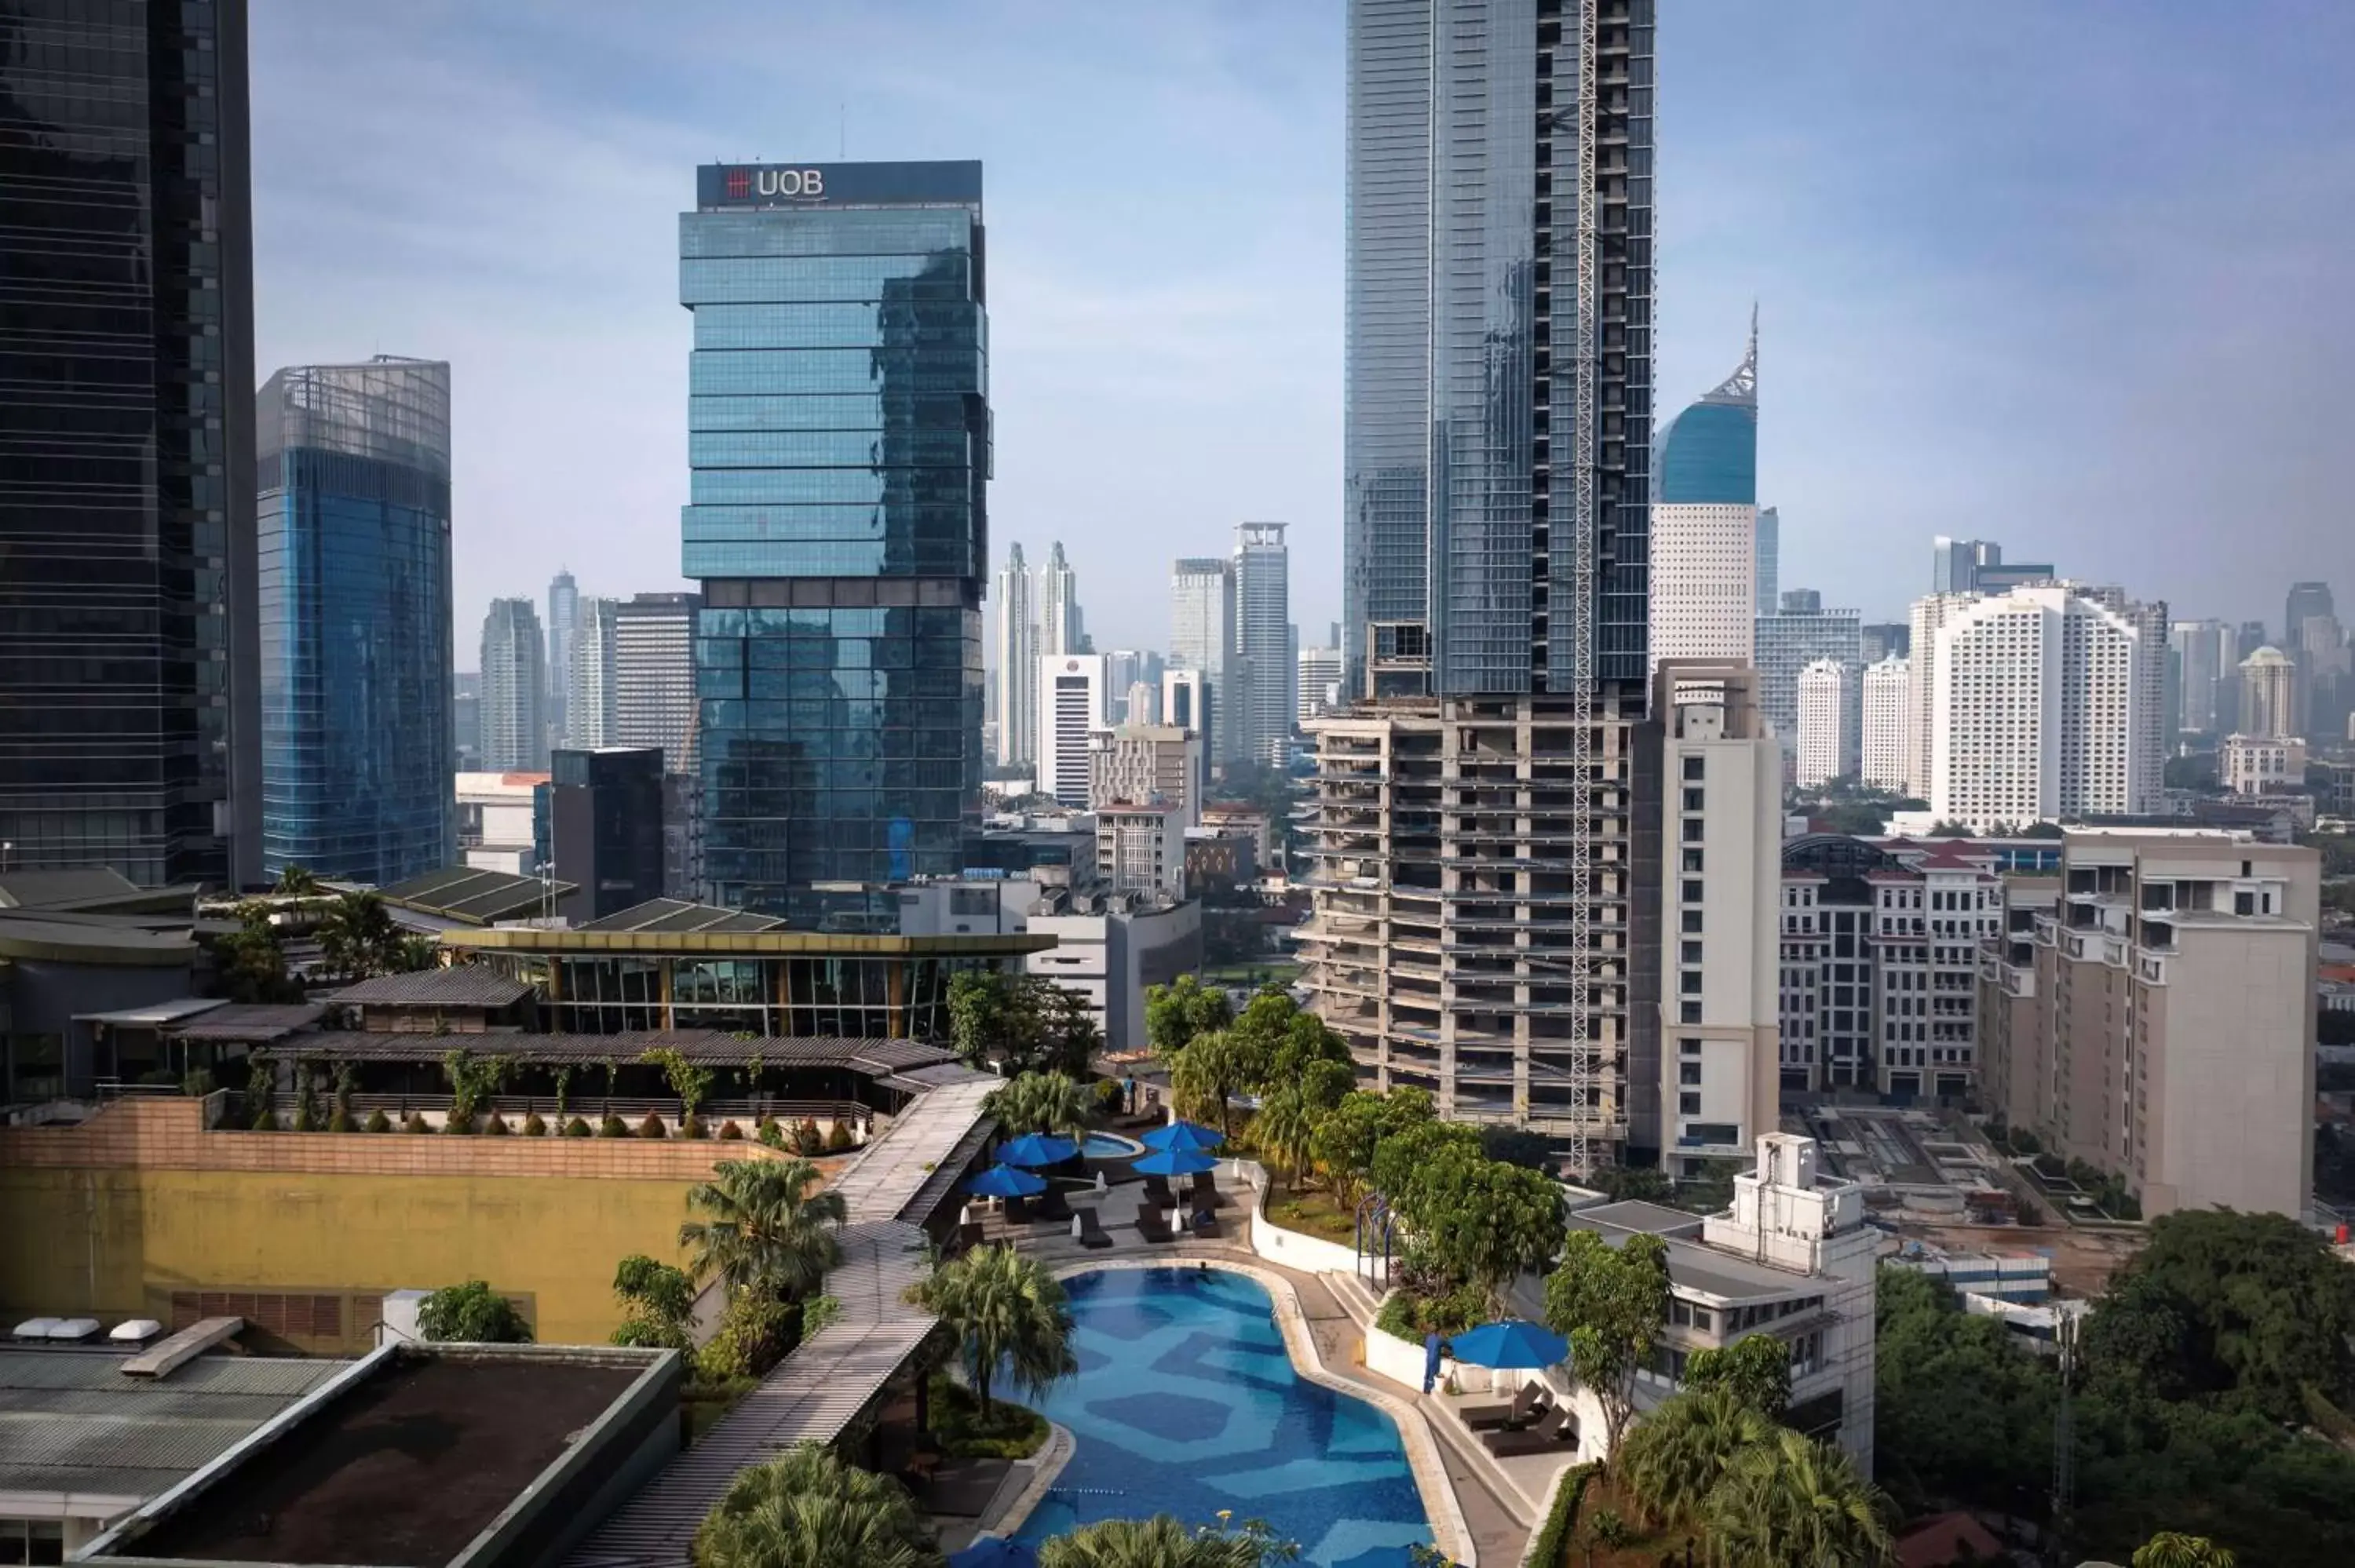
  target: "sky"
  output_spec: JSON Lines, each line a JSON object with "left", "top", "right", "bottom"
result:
{"left": 250, "top": 1, "right": 2355, "bottom": 668}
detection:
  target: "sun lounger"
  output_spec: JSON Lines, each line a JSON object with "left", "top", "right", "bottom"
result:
{"left": 1188, "top": 1169, "right": 1221, "bottom": 1208}
{"left": 1189, "top": 1206, "right": 1220, "bottom": 1238}
{"left": 1003, "top": 1194, "right": 1030, "bottom": 1225}
{"left": 955, "top": 1220, "right": 984, "bottom": 1253}
{"left": 1075, "top": 1207, "right": 1114, "bottom": 1249}
{"left": 1484, "top": 1406, "right": 1574, "bottom": 1458}
{"left": 1460, "top": 1381, "right": 1548, "bottom": 1431}
{"left": 1141, "top": 1176, "right": 1174, "bottom": 1208}
{"left": 1033, "top": 1187, "right": 1073, "bottom": 1223}
{"left": 1137, "top": 1206, "right": 1178, "bottom": 1244}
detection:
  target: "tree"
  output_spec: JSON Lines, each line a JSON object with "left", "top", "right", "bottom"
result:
{"left": 1145, "top": 975, "right": 1233, "bottom": 1057}
{"left": 948, "top": 971, "right": 1100, "bottom": 1077}
{"left": 1871, "top": 1265, "right": 2055, "bottom": 1517}
{"left": 906, "top": 1243, "right": 1076, "bottom": 1420}
{"left": 1616, "top": 1387, "right": 1774, "bottom": 1531}
{"left": 1368, "top": 1119, "right": 1484, "bottom": 1223}
{"left": 1701, "top": 1428, "right": 1896, "bottom": 1568}
{"left": 273, "top": 863, "right": 321, "bottom": 897}
{"left": 417, "top": 1280, "right": 532, "bottom": 1343}
{"left": 2133, "top": 1535, "right": 2237, "bottom": 1568}
{"left": 317, "top": 889, "right": 402, "bottom": 976}
{"left": 212, "top": 904, "right": 301, "bottom": 1004}
{"left": 1371, "top": 1125, "right": 1561, "bottom": 1310}
{"left": 1586, "top": 1165, "right": 1674, "bottom": 1203}
{"left": 611, "top": 1253, "right": 697, "bottom": 1351}
{"left": 1227, "top": 989, "right": 1348, "bottom": 1085}
{"left": 1685, "top": 1333, "right": 1792, "bottom": 1420}
{"left": 680, "top": 1158, "right": 846, "bottom": 1300}
{"left": 984, "top": 1070, "right": 1097, "bottom": 1139}
{"left": 1168, "top": 1027, "right": 1271, "bottom": 1140}
{"left": 1251, "top": 1088, "right": 1319, "bottom": 1187}
{"left": 642, "top": 1046, "right": 717, "bottom": 1128}
{"left": 1312, "top": 1088, "right": 1433, "bottom": 1203}
{"left": 392, "top": 933, "right": 441, "bottom": 972}
{"left": 692, "top": 1443, "right": 943, "bottom": 1568}
{"left": 1036, "top": 1515, "right": 1299, "bottom": 1568}
{"left": 440, "top": 1048, "right": 515, "bottom": 1132}
{"left": 1543, "top": 1229, "right": 1670, "bottom": 1466}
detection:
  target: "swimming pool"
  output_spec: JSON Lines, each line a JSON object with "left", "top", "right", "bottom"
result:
{"left": 1012, "top": 1267, "right": 1433, "bottom": 1567}
{"left": 1080, "top": 1132, "right": 1140, "bottom": 1160}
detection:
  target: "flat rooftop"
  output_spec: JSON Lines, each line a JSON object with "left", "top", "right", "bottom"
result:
{"left": 112, "top": 1352, "right": 645, "bottom": 1568}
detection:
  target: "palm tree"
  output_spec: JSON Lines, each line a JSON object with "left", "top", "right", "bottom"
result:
{"left": 680, "top": 1158, "right": 846, "bottom": 1300}
{"left": 1251, "top": 1088, "right": 1317, "bottom": 1188}
{"left": 1703, "top": 1429, "right": 1895, "bottom": 1568}
{"left": 905, "top": 1243, "right": 1077, "bottom": 1420}
{"left": 983, "top": 1070, "right": 1096, "bottom": 1139}
{"left": 692, "top": 1443, "right": 943, "bottom": 1568}
{"left": 273, "top": 864, "right": 319, "bottom": 897}
{"left": 2133, "top": 1536, "right": 2237, "bottom": 1568}
{"left": 1616, "top": 1387, "right": 1773, "bottom": 1530}
{"left": 1035, "top": 1515, "right": 1293, "bottom": 1568}
{"left": 392, "top": 933, "right": 441, "bottom": 973}
{"left": 317, "top": 890, "right": 399, "bottom": 977}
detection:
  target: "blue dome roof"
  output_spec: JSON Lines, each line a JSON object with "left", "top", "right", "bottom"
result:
{"left": 1656, "top": 399, "right": 1757, "bottom": 506}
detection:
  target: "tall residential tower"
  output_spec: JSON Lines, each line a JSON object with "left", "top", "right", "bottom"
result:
{"left": 993, "top": 542, "right": 1037, "bottom": 766}
{"left": 681, "top": 161, "right": 988, "bottom": 923}
{"left": 1233, "top": 522, "right": 1293, "bottom": 766}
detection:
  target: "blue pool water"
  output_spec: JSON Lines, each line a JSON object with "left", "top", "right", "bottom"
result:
{"left": 1011, "top": 1267, "right": 1433, "bottom": 1567}
{"left": 1081, "top": 1133, "right": 1138, "bottom": 1160}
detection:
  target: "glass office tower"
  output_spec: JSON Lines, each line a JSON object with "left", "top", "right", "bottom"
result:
{"left": 0, "top": 0, "right": 261, "bottom": 887}
{"left": 681, "top": 162, "right": 988, "bottom": 924}
{"left": 257, "top": 359, "right": 454, "bottom": 884}
{"left": 1342, "top": 0, "right": 1656, "bottom": 703}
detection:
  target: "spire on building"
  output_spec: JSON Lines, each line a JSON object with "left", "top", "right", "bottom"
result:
{"left": 1703, "top": 301, "right": 1758, "bottom": 407}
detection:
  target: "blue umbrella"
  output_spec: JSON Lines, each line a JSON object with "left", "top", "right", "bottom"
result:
{"left": 964, "top": 1163, "right": 1048, "bottom": 1198}
{"left": 996, "top": 1132, "right": 1079, "bottom": 1168}
{"left": 1448, "top": 1318, "right": 1569, "bottom": 1370}
{"left": 951, "top": 1538, "right": 1035, "bottom": 1568}
{"left": 1131, "top": 1146, "right": 1218, "bottom": 1178}
{"left": 1141, "top": 1119, "right": 1225, "bottom": 1154}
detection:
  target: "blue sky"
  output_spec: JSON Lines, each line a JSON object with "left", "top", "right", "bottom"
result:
{"left": 251, "top": 2, "right": 2355, "bottom": 664}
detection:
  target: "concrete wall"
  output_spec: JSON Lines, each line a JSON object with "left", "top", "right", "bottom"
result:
{"left": 0, "top": 1099, "right": 810, "bottom": 1348}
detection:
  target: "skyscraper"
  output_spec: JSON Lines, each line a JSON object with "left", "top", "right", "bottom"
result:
{"left": 681, "top": 161, "right": 988, "bottom": 921}
{"left": 1795, "top": 659, "right": 1861, "bottom": 789}
{"left": 1651, "top": 319, "right": 1758, "bottom": 673}
{"left": 1860, "top": 657, "right": 1911, "bottom": 792}
{"left": 1754, "top": 505, "right": 1780, "bottom": 617}
{"left": 1313, "top": 0, "right": 1655, "bottom": 1168}
{"left": 1233, "top": 522, "right": 1293, "bottom": 766}
{"left": 546, "top": 568, "right": 579, "bottom": 738}
{"left": 1037, "top": 654, "right": 1111, "bottom": 808}
{"left": 612, "top": 593, "right": 700, "bottom": 768}
{"left": 1931, "top": 538, "right": 2056, "bottom": 596}
{"left": 2240, "top": 647, "right": 2298, "bottom": 740}
{"left": 256, "top": 358, "right": 453, "bottom": 886}
{"left": 992, "top": 542, "right": 1036, "bottom": 764}
{"left": 0, "top": 0, "right": 260, "bottom": 888}
{"left": 2170, "top": 619, "right": 2233, "bottom": 737}
{"left": 567, "top": 596, "right": 619, "bottom": 748}
{"left": 1039, "top": 541, "right": 1082, "bottom": 656}
{"left": 480, "top": 600, "right": 549, "bottom": 771}
{"left": 1170, "top": 557, "right": 1236, "bottom": 765}
{"left": 2286, "top": 582, "right": 2334, "bottom": 650}
{"left": 1754, "top": 590, "right": 1863, "bottom": 747}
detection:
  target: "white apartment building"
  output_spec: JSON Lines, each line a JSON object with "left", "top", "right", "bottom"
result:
{"left": 1653, "top": 662, "right": 1781, "bottom": 1171}
{"left": 1860, "top": 657, "right": 1911, "bottom": 791}
{"left": 1930, "top": 585, "right": 2164, "bottom": 832}
{"left": 2221, "top": 734, "right": 2307, "bottom": 796}
{"left": 1038, "top": 654, "right": 1112, "bottom": 808}
{"left": 1648, "top": 504, "right": 1757, "bottom": 675}
{"left": 1097, "top": 800, "right": 1187, "bottom": 901}
{"left": 565, "top": 596, "right": 618, "bottom": 748}
{"left": 993, "top": 542, "right": 1037, "bottom": 765}
{"left": 1904, "top": 592, "right": 1979, "bottom": 798}
{"left": 1038, "top": 541, "right": 1082, "bottom": 656}
{"left": 1780, "top": 834, "right": 2000, "bottom": 1096}
{"left": 1795, "top": 659, "right": 1861, "bottom": 789}
{"left": 612, "top": 593, "right": 699, "bottom": 771}
{"left": 1297, "top": 646, "right": 1344, "bottom": 722}
{"left": 2239, "top": 646, "right": 2297, "bottom": 739}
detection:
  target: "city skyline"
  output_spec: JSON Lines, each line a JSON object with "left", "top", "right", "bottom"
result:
{"left": 248, "top": 3, "right": 2355, "bottom": 663}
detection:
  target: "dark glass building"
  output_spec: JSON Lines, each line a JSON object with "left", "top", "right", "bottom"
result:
{"left": 0, "top": 0, "right": 261, "bottom": 888}
{"left": 1342, "top": 0, "right": 1655, "bottom": 704}
{"left": 550, "top": 746, "right": 665, "bottom": 924}
{"left": 679, "top": 161, "right": 988, "bottom": 926}
{"left": 257, "top": 359, "right": 453, "bottom": 884}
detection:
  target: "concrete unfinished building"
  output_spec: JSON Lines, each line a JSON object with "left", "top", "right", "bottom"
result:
{"left": 1299, "top": 693, "right": 1647, "bottom": 1156}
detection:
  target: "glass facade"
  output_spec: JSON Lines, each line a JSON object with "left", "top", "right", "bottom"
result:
{"left": 681, "top": 162, "right": 988, "bottom": 924}
{"left": 1655, "top": 401, "right": 1757, "bottom": 505}
{"left": 257, "top": 359, "right": 453, "bottom": 884}
{"left": 1342, "top": 0, "right": 1656, "bottom": 702}
{"left": 0, "top": 0, "right": 260, "bottom": 887}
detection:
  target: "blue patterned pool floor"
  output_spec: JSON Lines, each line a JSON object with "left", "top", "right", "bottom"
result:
{"left": 1010, "top": 1267, "right": 1433, "bottom": 1567}
{"left": 1080, "top": 1133, "right": 1138, "bottom": 1159}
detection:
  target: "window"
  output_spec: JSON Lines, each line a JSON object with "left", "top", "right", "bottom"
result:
{"left": 1681, "top": 1037, "right": 1703, "bottom": 1056}
{"left": 1683, "top": 788, "right": 1705, "bottom": 811}
{"left": 1683, "top": 880, "right": 1704, "bottom": 903}
{"left": 1683, "top": 848, "right": 1704, "bottom": 873}
{"left": 1681, "top": 971, "right": 1703, "bottom": 994}
{"left": 1680, "top": 1001, "right": 1702, "bottom": 1023}
{"left": 1682, "top": 941, "right": 1704, "bottom": 965}
{"left": 1680, "top": 1092, "right": 1701, "bottom": 1114}
{"left": 1682, "top": 909, "right": 1703, "bottom": 933}
{"left": 1682, "top": 819, "right": 1704, "bottom": 842}
{"left": 1684, "top": 757, "right": 1705, "bottom": 781}
{"left": 1680, "top": 1062, "right": 1702, "bottom": 1085}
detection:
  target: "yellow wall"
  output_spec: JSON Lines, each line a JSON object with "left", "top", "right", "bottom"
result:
{"left": 0, "top": 1164, "right": 709, "bottom": 1348}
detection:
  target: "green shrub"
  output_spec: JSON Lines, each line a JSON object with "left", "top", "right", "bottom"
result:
{"left": 249, "top": 1104, "right": 276, "bottom": 1131}
{"left": 792, "top": 1118, "right": 823, "bottom": 1155}
{"left": 757, "top": 1117, "right": 783, "bottom": 1148}
{"left": 443, "top": 1112, "right": 474, "bottom": 1134}
{"left": 521, "top": 1111, "right": 547, "bottom": 1136}
{"left": 327, "top": 1106, "right": 354, "bottom": 1134}
{"left": 824, "top": 1121, "right": 855, "bottom": 1153}
{"left": 927, "top": 1372, "right": 1050, "bottom": 1459}
{"left": 1375, "top": 1282, "right": 1492, "bottom": 1341}
{"left": 717, "top": 1120, "right": 744, "bottom": 1141}
{"left": 1525, "top": 1462, "right": 1597, "bottom": 1568}
{"left": 404, "top": 1111, "right": 433, "bottom": 1134}
{"left": 696, "top": 1292, "right": 798, "bottom": 1382}
{"left": 416, "top": 1280, "right": 532, "bottom": 1344}
{"left": 290, "top": 1096, "right": 316, "bottom": 1132}
{"left": 483, "top": 1113, "right": 509, "bottom": 1136}
{"left": 364, "top": 1108, "right": 392, "bottom": 1134}
{"left": 564, "top": 1116, "right": 592, "bottom": 1138}
{"left": 680, "top": 1113, "right": 706, "bottom": 1140}
{"left": 599, "top": 1113, "right": 629, "bottom": 1138}
{"left": 639, "top": 1111, "right": 668, "bottom": 1140}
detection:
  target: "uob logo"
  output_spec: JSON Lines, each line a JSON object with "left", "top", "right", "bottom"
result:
{"left": 754, "top": 168, "right": 825, "bottom": 198}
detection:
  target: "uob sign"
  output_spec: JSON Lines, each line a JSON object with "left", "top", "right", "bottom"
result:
{"left": 755, "top": 168, "right": 824, "bottom": 198}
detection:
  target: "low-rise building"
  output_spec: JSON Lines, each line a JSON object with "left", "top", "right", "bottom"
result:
{"left": 2220, "top": 733, "right": 2307, "bottom": 795}
{"left": 455, "top": 771, "right": 548, "bottom": 875}
{"left": 1978, "top": 829, "right": 2320, "bottom": 1218}
{"left": 1088, "top": 724, "right": 1202, "bottom": 825}
{"left": 1097, "top": 800, "right": 1188, "bottom": 901}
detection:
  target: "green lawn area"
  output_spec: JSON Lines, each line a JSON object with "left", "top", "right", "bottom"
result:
{"left": 1265, "top": 1179, "right": 1358, "bottom": 1245}
{"left": 928, "top": 1372, "right": 1050, "bottom": 1460}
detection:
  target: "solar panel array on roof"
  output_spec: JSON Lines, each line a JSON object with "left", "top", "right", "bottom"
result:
{"left": 575, "top": 899, "right": 788, "bottom": 934}
{"left": 376, "top": 867, "right": 578, "bottom": 924}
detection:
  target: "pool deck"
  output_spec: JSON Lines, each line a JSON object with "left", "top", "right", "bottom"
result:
{"left": 951, "top": 1169, "right": 1533, "bottom": 1568}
